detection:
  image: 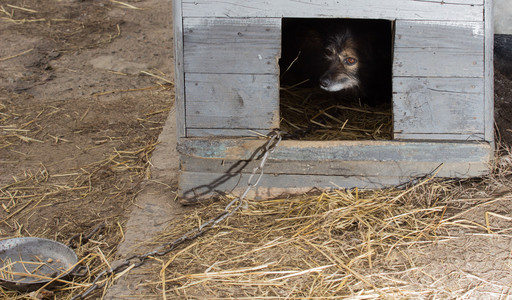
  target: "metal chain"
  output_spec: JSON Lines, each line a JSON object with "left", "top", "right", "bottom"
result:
{"left": 71, "top": 129, "right": 282, "bottom": 299}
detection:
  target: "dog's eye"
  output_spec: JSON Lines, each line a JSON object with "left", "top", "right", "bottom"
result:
{"left": 344, "top": 57, "right": 357, "bottom": 66}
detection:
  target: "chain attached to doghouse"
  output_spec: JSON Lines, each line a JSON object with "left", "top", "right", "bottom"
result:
{"left": 71, "top": 129, "right": 282, "bottom": 299}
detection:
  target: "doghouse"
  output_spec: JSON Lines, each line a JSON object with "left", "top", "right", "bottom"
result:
{"left": 172, "top": 0, "right": 494, "bottom": 201}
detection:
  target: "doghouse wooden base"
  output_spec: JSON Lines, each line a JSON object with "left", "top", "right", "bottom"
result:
{"left": 178, "top": 138, "right": 492, "bottom": 200}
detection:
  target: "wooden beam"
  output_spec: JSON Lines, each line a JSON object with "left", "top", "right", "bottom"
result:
{"left": 177, "top": 138, "right": 492, "bottom": 163}
{"left": 172, "top": 0, "right": 186, "bottom": 138}
{"left": 181, "top": 0, "right": 484, "bottom": 21}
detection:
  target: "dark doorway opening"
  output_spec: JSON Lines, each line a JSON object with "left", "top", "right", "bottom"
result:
{"left": 279, "top": 18, "right": 394, "bottom": 140}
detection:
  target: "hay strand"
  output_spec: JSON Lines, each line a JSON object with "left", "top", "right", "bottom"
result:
{"left": 280, "top": 85, "right": 392, "bottom": 140}
{"left": 110, "top": 0, "right": 142, "bottom": 10}
{"left": 0, "top": 48, "right": 34, "bottom": 62}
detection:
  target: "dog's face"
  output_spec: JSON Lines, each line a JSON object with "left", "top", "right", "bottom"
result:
{"left": 319, "top": 31, "right": 360, "bottom": 92}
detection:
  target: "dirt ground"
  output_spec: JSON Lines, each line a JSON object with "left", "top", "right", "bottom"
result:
{"left": 0, "top": 0, "right": 175, "bottom": 298}
{"left": 1, "top": 0, "right": 512, "bottom": 299}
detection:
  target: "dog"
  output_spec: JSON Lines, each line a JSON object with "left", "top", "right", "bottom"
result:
{"left": 280, "top": 19, "right": 392, "bottom": 105}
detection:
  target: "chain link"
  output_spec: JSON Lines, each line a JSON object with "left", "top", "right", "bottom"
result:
{"left": 71, "top": 129, "right": 282, "bottom": 299}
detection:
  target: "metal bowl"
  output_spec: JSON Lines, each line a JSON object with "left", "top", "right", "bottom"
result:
{"left": 0, "top": 237, "right": 82, "bottom": 292}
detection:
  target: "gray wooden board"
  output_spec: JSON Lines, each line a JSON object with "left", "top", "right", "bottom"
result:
{"left": 178, "top": 139, "right": 492, "bottom": 200}
{"left": 412, "top": 0, "right": 482, "bottom": 3}
{"left": 173, "top": 0, "right": 186, "bottom": 138}
{"left": 177, "top": 138, "right": 492, "bottom": 163}
{"left": 179, "top": 171, "right": 407, "bottom": 200}
{"left": 186, "top": 128, "right": 271, "bottom": 137}
{"left": 183, "top": 18, "right": 281, "bottom": 74}
{"left": 185, "top": 73, "right": 279, "bottom": 130}
{"left": 180, "top": 0, "right": 483, "bottom": 21}
{"left": 393, "top": 20, "right": 484, "bottom": 78}
{"left": 393, "top": 77, "right": 485, "bottom": 139}
{"left": 392, "top": 133, "right": 485, "bottom": 141}
{"left": 180, "top": 157, "right": 489, "bottom": 178}
{"left": 484, "top": 0, "right": 494, "bottom": 143}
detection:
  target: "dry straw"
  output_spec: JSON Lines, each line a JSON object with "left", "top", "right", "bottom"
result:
{"left": 4, "top": 83, "right": 511, "bottom": 298}
{"left": 0, "top": 138, "right": 160, "bottom": 298}
{"left": 142, "top": 144, "right": 512, "bottom": 299}
{"left": 3, "top": 75, "right": 511, "bottom": 298}
{"left": 0, "top": 83, "right": 171, "bottom": 298}
{"left": 280, "top": 85, "right": 392, "bottom": 140}
{"left": 147, "top": 175, "right": 452, "bottom": 298}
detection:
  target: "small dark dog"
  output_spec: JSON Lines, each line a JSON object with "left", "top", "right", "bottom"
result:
{"left": 280, "top": 19, "right": 392, "bottom": 105}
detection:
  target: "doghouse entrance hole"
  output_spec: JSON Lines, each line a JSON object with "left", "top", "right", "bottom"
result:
{"left": 279, "top": 18, "right": 394, "bottom": 141}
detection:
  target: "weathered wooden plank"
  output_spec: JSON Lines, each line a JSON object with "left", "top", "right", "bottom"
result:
{"left": 177, "top": 138, "right": 493, "bottom": 163}
{"left": 178, "top": 138, "right": 492, "bottom": 200}
{"left": 394, "top": 21, "right": 484, "bottom": 51}
{"left": 173, "top": 0, "right": 186, "bottom": 138}
{"left": 183, "top": 18, "right": 281, "bottom": 74}
{"left": 181, "top": 0, "right": 483, "bottom": 21}
{"left": 484, "top": 0, "right": 494, "bottom": 143}
{"left": 393, "top": 77, "right": 485, "bottom": 139}
{"left": 393, "top": 133, "right": 485, "bottom": 141}
{"left": 185, "top": 73, "right": 279, "bottom": 130}
{"left": 187, "top": 128, "right": 270, "bottom": 137}
{"left": 393, "top": 21, "right": 484, "bottom": 77}
{"left": 412, "top": 0, "right": 482, "bottom": 3}
{"left": 180, "top": 157, "right": 489, "bottom": 178}
{"left": 178, "top": 139, "right": 492, "bottom": 200}
{"left": 179, "top": 171, "right": 405, "bottom": 200}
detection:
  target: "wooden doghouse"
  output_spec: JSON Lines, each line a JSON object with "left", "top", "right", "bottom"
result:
{"left": 172, "top": 0, "right": 494, "bottom": 200}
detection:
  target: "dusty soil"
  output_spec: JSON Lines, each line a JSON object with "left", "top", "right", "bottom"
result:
{"left": 1, "top": 0, "right": 173, "bottom": 229}
{"left": 1, "top": 0, "right": 512, "bottom": 299}
{"left": 0, "top": 0, "right": 174, "bottom": 298}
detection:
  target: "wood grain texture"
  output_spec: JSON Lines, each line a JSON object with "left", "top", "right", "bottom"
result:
{"left": 186, "top": 128, "right": 271, "bottom": 137}
{"left": 183, "top": 18, "right": 281, "bottom": 74}
{"left": 178, "top": 138, "right": 492, "bottom": 200}
{"left": 181, "top": 0, "right": 483, "bottom": 21}
{"left": 173, "top": 0, "right": 186, "bottom": 138}
{"left": 185, "top": 73, "right": 279, "bottom": 130}
{"left": 179, "top": 171, "right": 406, "bottom": 200}
{"left": 393, "top": 133, "right": 485, "bottom": 141}
{"left": 393, "top": 20, "right": 484, "bottom": 77}
{"left": 181, "top": 157, "right": 489, "bottom": 178}
{"left": 484, "top": 0, "right": 494, "bottom": 143}
{"left": 393, "top": 77, "right": 485, "bottom": 139}
{"left": 177, "top": 138, "right": 492, "bottom": 163}
{"left": 179, "top": 163, "right": 488, "bottom": 199}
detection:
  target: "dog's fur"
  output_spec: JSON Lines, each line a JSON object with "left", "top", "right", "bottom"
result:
{"left": 280, "top": 19, "right": 392, "bottom": 105}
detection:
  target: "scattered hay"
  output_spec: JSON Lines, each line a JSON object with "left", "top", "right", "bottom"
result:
{"left": 136, "top": 146, "right": 512, "bottom": 299}
{"left": 1, "top": 1, "right": 122, "bottom": 51}
{"left": 0, "top": 140, "right": 161, "bottom": 298}
{"left": 280, "top": 85, "right": 392, "bottom": 141}
{"left": 2, "top": 105, "right": 501, "bottom": 299}
{"left": 0, "top": 48, "right": 34, "bottom": 62}
{"left": 0, "top": 81, "right": 172, "bottom": 298}
{"left": 141, "top": 179, "right": 446, "bottom": 298}
{"left": 2, "top": 91, "right": 511, "bottom": 298}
